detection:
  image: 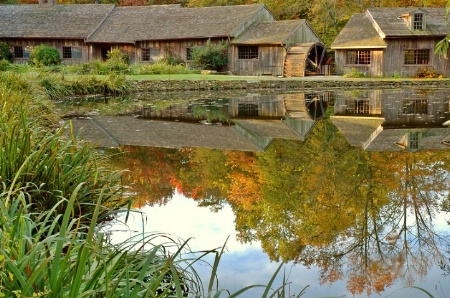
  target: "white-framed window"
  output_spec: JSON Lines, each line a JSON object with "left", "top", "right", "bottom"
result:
{"left": 413, "top": 13, "right": 424, "bottom": 30}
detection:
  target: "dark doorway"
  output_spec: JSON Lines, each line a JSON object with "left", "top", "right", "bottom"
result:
{"left": 101, "top": 47, "right": 110, "bottom": 61}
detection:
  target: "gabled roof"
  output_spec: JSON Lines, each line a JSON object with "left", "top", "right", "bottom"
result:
{"left": 367, "top": 7, "right": 449, "bottom": 37}
{"left": 86, "top": 4, "right": 270, "bottom": 44}
{"left": 230, "top": 19, "right": 306, "bottom": 45}
{"left": 331, "top": 13, "right": 387, "bottom": 49}
{"left": 0, "top": 4, "right": 115, "bottom": 39}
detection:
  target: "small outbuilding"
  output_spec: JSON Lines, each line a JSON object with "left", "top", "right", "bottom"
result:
{"left": 229, "top": 20, "right": 330, "bottom": 77}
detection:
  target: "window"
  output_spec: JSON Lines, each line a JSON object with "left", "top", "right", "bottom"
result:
{"left": 346, "top": 50, "right": 371, "bottom": 64}
{"left": 62, "top": 46, "right": 82, "bottom": 59}
{"left": 238, "top": 46, "right": 258, "bottom": 59}
{"left": 14, "top": 46, "right": 24, "bottom": 58}
{"left": 404, "top": 49, "right": 429, "bottom": 65}
{"left": 238, "top": 103, "right": 258, "bottom": 116}
{"left": 402, "top": 99, "right": 428, "bottom": 114}
{"left": 349, "top": 100, "right": 370, "bottom": 114}
{"left": 141, "top": 48, "right": 161, "bottom": 62}
{"left": 142, "top": 49, "right": 151, "bottom": 61}
{"left": 13, "top": 46, "right": 31, "bottom": 59}
{"left": 413, "top": 13, "right": 424, "bottom": 30}
{"left": 186, "top": 47, "right": 193, "bottom": 61}
{"left": 408, "top": 132, "right": 420, "bottom": 149}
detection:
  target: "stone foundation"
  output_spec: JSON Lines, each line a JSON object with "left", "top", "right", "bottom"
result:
{"left": 130, "top": 78, "right": 450, "bottom": 93}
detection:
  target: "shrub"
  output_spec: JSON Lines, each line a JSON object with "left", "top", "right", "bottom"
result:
{"left": 106, "top": 48, "right": 130, "bottom": 74}
{"left": 0, "top": 41, "right": 13, "bottom": 62}
{"left": 0, "top": 59, "right": 11, "bottom": 71}
{"left": 343, "top": 68, "right": 367, "bottom": 78}
{"left": 29, "top": 44, "right": 61, "bottom": 66}
{"left": 191, "top": 39, "right": 229, "bottom": 71}
{"left": 415, "top": 67, "right": 441, "bottom": 78}
{"left": 161, "top": 51, "right": 185, "bottom": 66}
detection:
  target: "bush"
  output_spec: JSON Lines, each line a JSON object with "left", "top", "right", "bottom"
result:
{"left": 0, "top": 41, "right": 13, "bottom": 62}
{"left": 343, "top": 68, "right": 367, "bottom": 78}
{"left": 0, "top": 59, "right": 11, "bottom": 71}
{"left": 161, "top": 51, "right": 185, "bottom": 66}
{"left": 29, "top": 44, "right": 61, "bottom": 66}
{"left": 106, "top": 48, "right": 130, "bottom": 74}
{"left": 191, "top": 39, "right": 229, "bottom": 71}
{"left": 415, "top": 67, "right": 442, "bottom": 78}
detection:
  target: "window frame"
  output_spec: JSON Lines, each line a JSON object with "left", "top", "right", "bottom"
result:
{"left": 403, "top": 49, "right": 429, "bottom": 65}
{"left": 345, "top": 50, "right": 371, "bottom": 65}
{"left": 14, "top": 46, "right": 24, "bottom": 59}
{"left": 186, "top": 47, "right": 193, "bottom": 61}
{"left": 141, "top": 47, "right": 161, "bottom": 62}
{"left": 238, "top": 46, "right": 259, "bottom": 60}
{"left": 413, "top": 13, "right": 424, "bottom": 30}
{"left": 62, "top": 46, "right": 82, "bottom": 60}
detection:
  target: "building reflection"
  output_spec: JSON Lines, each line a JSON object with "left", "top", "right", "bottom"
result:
{"left": 332, "top": 88, "right": 450, "bottom": 151}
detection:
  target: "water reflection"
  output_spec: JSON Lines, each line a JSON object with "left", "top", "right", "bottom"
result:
{"left": 73, "top": 88, "right": 450, "bottom": 296}
{"left": 332, "top": 89, "right": 450, "bottom": 151}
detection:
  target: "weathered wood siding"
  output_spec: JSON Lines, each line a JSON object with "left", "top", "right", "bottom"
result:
{"left": 382, "top": 37, "right": 450, "bottom": 77}
{"left": 89, "top": 38, "right": 225, "bottom": 65}
{"left": 334, "top": 49, "right": 384, "bottom": 76}
{"left": 229, "top": 23, "right": 322, "bottom": 76}
{"left": 335, "top": 37, "right": 450, "bottom": 77}
{"left": 229, "top": 45, "right": 286, "bottom": 76}
{"left": 4, "top": 38, "right": 88, "bottom": 64}
{"left": 284, "top": 23, "right": 321, "bottom": 49}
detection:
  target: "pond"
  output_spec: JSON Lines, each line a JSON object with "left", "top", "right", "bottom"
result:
{"left": 67, "top": 87, "right": 450, "bottom": 297}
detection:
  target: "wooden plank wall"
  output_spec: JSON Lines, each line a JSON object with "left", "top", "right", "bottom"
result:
{"left": 5, "top": 38, "right": 89, "bottom": 64}
{"left": 335, "top": 37, "right": 450, "bottom": 77}
{"left": 229, "top": 45, "right": 285, "bottom": 76}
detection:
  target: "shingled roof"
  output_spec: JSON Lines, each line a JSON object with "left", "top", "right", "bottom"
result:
{"left": 367, "top": 7, "right": 449, "bottom": 37}
{"left": 86, "top": 4, "right": 270, "bottom": 44}
{"left": 231, "top": 19, "right": 307, "bottom": 45}
{"left": 331, "top": 13, "right": 387, "bottom": 49}
{"left": 0, "top": 4, "right": 115, "bottom": 39}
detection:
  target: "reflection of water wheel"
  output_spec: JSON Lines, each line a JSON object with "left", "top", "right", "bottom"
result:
{"left": 306, "top": 96, "right": 327, "bottom": 120}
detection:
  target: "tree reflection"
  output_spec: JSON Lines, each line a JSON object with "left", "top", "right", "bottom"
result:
{"left": 110, "top": 118, "right": 450, "bottom": 296}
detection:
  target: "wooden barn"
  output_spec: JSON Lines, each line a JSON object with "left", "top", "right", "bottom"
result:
{"left": 331, "top": 7, "right": 450, "bottom": 77}
{"left": 229, "top": 20, "right": 331, "bottom": 77}
{"left": 0, "top": 0, "right": 114, "bottom": 64}
{"left": 0, "top": 1, "right": 330, "bottom": 76}
{"left": 85, "top": 4, "right": 275, "bottom": 64}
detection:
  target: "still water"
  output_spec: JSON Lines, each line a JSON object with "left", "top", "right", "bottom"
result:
{"left": 70, "top": 88, "right": 450, "bottom": 297}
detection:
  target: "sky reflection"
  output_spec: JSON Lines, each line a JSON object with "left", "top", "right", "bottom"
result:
{"left": 110, "top": 192, "right": 450, "bottom": 298}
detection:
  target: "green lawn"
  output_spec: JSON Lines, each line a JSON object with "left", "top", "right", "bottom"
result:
{"left": 126, "top": 73, "right": 281, "bottom": 80}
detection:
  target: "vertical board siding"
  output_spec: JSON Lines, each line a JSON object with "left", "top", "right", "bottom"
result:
{"left": 6, "top": 38, "right": 88, "bottom": 64}
{"left": 336, "top": 38, "right": 450, "bottom": 77}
